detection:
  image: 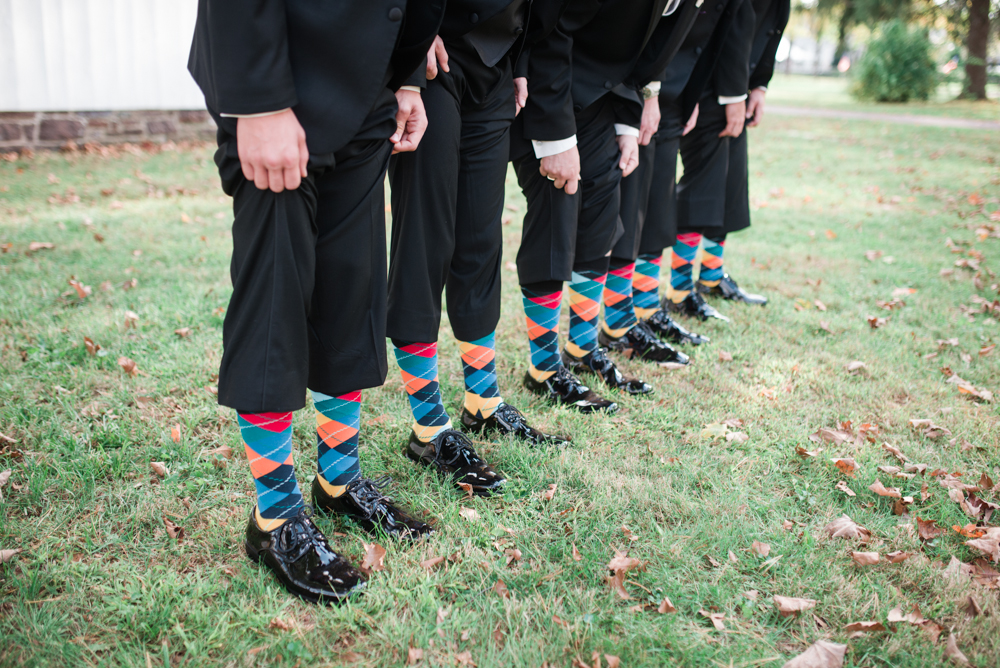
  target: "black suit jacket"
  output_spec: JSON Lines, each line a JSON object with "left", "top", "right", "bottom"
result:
{"left": 707, "top": 0, "right": 755, "bottom": 99}
{"left": 188, "top": 0, "right": 444, "bottom": 155}
{"left": 747, "top": 0, "right": 790, "bottom": 89}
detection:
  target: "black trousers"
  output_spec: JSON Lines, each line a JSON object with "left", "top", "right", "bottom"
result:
{"left": 676, "top": 94, "right": 750, "bottom": 236}
{"left": 512, "top": 96, "right": 625, "bottom": 285}
{"left": 215, "top": 90, "right": 397, "bottom": 413}
{"left": 614, "top": 100, "right": 683, "bottom": 261}
{"left": 387, "top": 42, "right": 515, "bottom": 343}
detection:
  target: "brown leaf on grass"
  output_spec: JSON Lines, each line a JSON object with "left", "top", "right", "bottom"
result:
{"left": 726, "top": 431, "right": 749, "bottom": 444}
{"left": 269, "top": 617, "right": 295, "bottom": 632}
{"left": 457, "top": 482, "right": 474, "bottom": 499}
{"left": 965, "top": 527, "right": 1000, "bottom": 562}
{"left": 622, "top": 526, "right": 639, "bottom": 542}
{"left": 774, "top": 595, "right": 818, "bottom": 617}
{"left": 360, "top": 542, "right": 386, "bottom": 574}
{"left": 150, "top": 462, "right": 167, "bottom": 477}
{"left": 962, "top": 596, "right": 982, "bottom": 619}
{"left": 824, "top": 229, "right": 837, "bottom": 240}
{"left": 28, "top": 242, "right": 54, "bottom": 251}
{"left": 552, "top": 614, "right": 570, "bottom": 630}
{"left": 174, "top": 327, "right": 191, "bottom": 338}
{"left": 0, "top": 431, "right": 16, "bottom": 445}
{"left": 207, "top": 445, "right": 234, "bottom": 460}
{"left": 831, "top": 458, "right": 857, "bottom": 477}
{"left": 819, "top": 320, "right": 834, "bottom": 334}
{"left": 980, "top": 343, "right": 996, "bottom": 357}
{"left": 0, "top": 470, "right": 9, "bottom": 501}
{"left": 809, "top": 428, "right": 852, "bottom": 446}
{"left": 814, "top": 300, "right": 827, "bottom": 311}
{"left": 945, "top": 634, "right": 970, "bottom": 666}
{"left": 492, "top": 579, "right": 510, "bottom": 599}
{"left": 84, "top": 336, "right": 100, "bottom": 356}
{"left": 864, "top": 250, "right": 883, "bottom": 261}
{"left": 718, "top": 350, "right": 733, "bottom": 362}
{"left": 698, "top": 610, "right": 726, "bottom": 630}
{"left": 782, "top": 520, "right": 795, "bottom": 531}
{"left": 886, "top": 551, "right": 911, "bottom": 563}
{"left": 124, "top": 310, "right": 139, "bottom": 329}
{"left": 887, "top": 605, "right": 925, "bottom": 624}
{"left": 163, "top": 516, "right": 184, "bottom": 540}
{"left": 845, "top": 361, "right": 866, "bottom": 374}
{"left": 604, "top": 655, "right": 621, "bottom": 668}
{"left": 824, "top": 515, "right": 872, "bottom": 542}
{"left": 658, "top": 597, "right": 676, "bottom": 614}
{"left": 607, "top": 571, "right": 631, "bottom": 600}
{"left": 845, "top": 621, "right": 885, "bottom": 634}
{"left": 882, "top": 443, "right": 907, "bottom": 462}
{"left": 796, "top": 446, "right": 823, "bottom": 458}
{"left": 571, "top": 544, "right": 582, "bottom": 562}
{"left": 0, "top": 549, "right": 21, "bottom": 563}
{"left": 917, "top": 517, "right": 945, "bottom": 540}
{"left": 68, "top": 279, "right": 92, "bottom": 299}
{"left": 751, "top": 541, "right": 771, "bottom": 557}
{"left": 782, "top": 640, "right": 847, "bottom": 668}
{"left": 458, "top": 507, "right": 479, "bottom": 522}
{"left": 541, "top": 484, "right": 557, "bottom": 501}
{"left": 851, "top": 551, "right": 880, "bottom": 566}
{"left": 420, "top": 556, "right": 446, "bottom": 570}
{"left": 406, "top": 646, "right": 423, "bottom": 665}
{"left": 504, "top": 548, "right": 522, "bottom": 566}
{"left": 835, "top": 481, "right": 856, "bottom": 497}
{"left": 170, "top": 424, "right": 181, "bottom": 443}
{"left": 867, "top": 315, "right": 888, "bottom": 329}
{"left": 117, "top": 356, "right": 139, "bottom": 377}
{"left": 869, "top": 480, "right": 902, "bottom": 498}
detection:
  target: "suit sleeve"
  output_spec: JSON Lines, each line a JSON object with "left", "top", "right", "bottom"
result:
{"left": 711, "top": 0, "right": 755, "bottom": 98}
{"left": 190, "top": 0, "right": 298, "bottom": 115}
{"left": 748, "top": 0, "right": 789, "bottom": 89}
{"left": 520, "top": 18, "right": 576, "bottom": 141}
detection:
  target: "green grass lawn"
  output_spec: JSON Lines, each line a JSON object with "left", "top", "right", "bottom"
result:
{"left": 1, "top": 114, "right": 999, "bottom": 668}
{"left": 768, "top": 73, "right": 1000, "bottom": 121}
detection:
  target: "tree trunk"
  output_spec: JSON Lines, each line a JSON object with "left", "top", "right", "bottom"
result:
{"left": 962, "top": 0, "right": 989, "bottom": 100}
{"left": 832, "top": 0, "right": 855, "bottom": 67}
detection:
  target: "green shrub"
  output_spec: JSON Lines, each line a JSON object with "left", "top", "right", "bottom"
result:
{"left": 852, "top": 20, "right": 938, "bottom": 102}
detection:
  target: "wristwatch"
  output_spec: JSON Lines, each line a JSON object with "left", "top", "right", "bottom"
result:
{"left": 642, "top": 86, "right": 656, "bottom": 100}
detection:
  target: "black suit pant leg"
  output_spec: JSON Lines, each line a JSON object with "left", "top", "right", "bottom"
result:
{"left": 513, "top": 97, "right": 624, "bottom": 285}
{"left": 676, "top": 96, "right": 729, "bottom": 236}
{"left": 387, "top": 53, "right": 514, "bottom": 343}
{"left": 723, "top": 127, "right": 751, "bottom": 235}
{"left": 638, "top": 131, "right": 681, "bottom": 254}
{"left": 216, "top": 95, "right": 396, "bottom": 413}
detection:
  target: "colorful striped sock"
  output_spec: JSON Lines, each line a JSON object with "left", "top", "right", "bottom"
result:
{"left": 566, "top": 269, "right": 605, "bottom": 358}
{"left": 633, "top": 252, "right": 662, "bottom": 319}
{"left": 459, "top": 333, "right": 502, "bottom": 420}
{"left": 313, "top": 391, "right": 362, "bottom": 499}
{"left": 521, "top": 284, "right": 563, "bottom": 382}
{"left": 699, "top": 234, "right": 725, "bottom": 287}
{"left": 601, "top": 259, "right": 638, "bottom": 338}
{"left": 666, "top": 232, "right": 702, "bottom": 303}
{"left": 238, "top": 411, "right": 303, "bottom": 530}
{"left": 393, "top": 340, "right": 452, "bottom": 442}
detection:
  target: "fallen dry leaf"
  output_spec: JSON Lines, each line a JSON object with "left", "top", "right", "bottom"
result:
{"left": 887, "top": 605, "right": 925, "bottom": 625}
{"left": 170, "top": 424, "right": 181, "bottom": 443}
{"left": 163, "top": 516, "right": 184, "bottom": 540}
{"left": 882, "top": 443, "right": 907, "bottom": 462}
{"left": 867, "top": 315, "right": 888, "bottom": 329}
{"left": 492, "top": 579, "right": 510, "bottom": 599}
{"left": 0, "top": 549, "right": 21, "bottom": 564}
{"left": 726, "top": 431, "right": 750, "bottom": 444}
{"left": 269, "top": 617, "right": 295, "bottom": 632}
{"left": 782, "top": 520, "right": 795, "bottom": 531}
{"left": 831, "top": 458, "right": 857, "bottom": 477}
{"left": 869, "top": 480, "right": 902, "bottom": 498}
{"left": 819, "top": 320, "right": 834, "bottom": 334}
{"left": 361, "top": 542, "right": 386, "bottom": 574}
{"left": 810, "top": 428, "right": 853, "bottom": 446}
{"left": 719, "top": 350, "right": 733, "bottom": 362}
{"left": 541, "top": 484, "right": 557, "bottom": 501}
{"left": 84, "top": 336, "right": 100, "bottom": 356}
{"left": 117, "top": 356, "right": 139, "bottom": 377}
{"left": 851, "top": 551, "right": 880, "bottom": 566}
{"left": 604, "top": 655, "right": 621, "bottom": 668}
{"left": 68, "top": 278, "right": 92, "bottom": 299}
{"left": 407, "top": 646, "right": 423, "bottom": 665}
{"left": 815, "top": 300, "right": 827, "bottom": 311}
{"left": 658, "top": 597, "right": 676, "bottom": 614}
{"left": 886, "top": 551, "right": 911, "bottom": 563}
{"left": 781, "top": 639, "right": 847, "bottom": 668}
{"left": 571, "top": 544, "right": 582, "bottom": 562}
{"left": 174, "top": 327, "right": 191, "bottom": 338}
{"left": 504, "top": 548, "right": 522, "bottom": 566}
{"left": 965, "top": 527, "right": 1000, "bottom": 562}
{"left": 774, "top": 595, "right": 818, "bottom": 617}
{"left": 28, "top": 242, "right": 55, "bottom": 251}
{"left": 124, "top": 310, "right": 139, "bottom": 328}
{"left": 835, "top": 481, "right": 856, "bottom": 497}
{"left": 420, "top": 556, "right": 446, "bottom": 570}
{"left": 459, "top": 507, "right": 479, "bottom": 522}
{"left": 698, "top": 610, "right": 726, "bottom": 630}
{"left": 845, "top": 621, "right": 885, "bottom": 634}
{"left": 207, "top": 444, "right": 234, "bottom": 460}
{"left": 917, "top": 517, "right": 945, "bottom": 541}
{"left": 150, "top": 462, "right": 167, "bottom": 477}
{"left": 796, "top": 446, "right": 823, "bottom": 457}
{"left": 824, "top": 515, "right": 872, "bottom": 542}
{"left": 552, "top": 614, "right": 570, "bottom": 630}
{"left": 845, "top": 360, "right": 866, "bottom": 374}
{"left": 751, "top": 541, "right": 771, "bottom": 557}
{"left": 944, "top": 633, "right": 970, "bottom": 666}
{"left": 457, "top": 482, "right": 474, "bottom": 499}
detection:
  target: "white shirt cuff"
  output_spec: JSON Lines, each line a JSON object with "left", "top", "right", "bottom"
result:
{"left": 399, "top": 85, "right": 422, "bottom": 93}
{"left": 645, "top": 81, "right": 661, "bottom": 97}
{"left": 718, "top": 94, "right": 748, "bottom": 105}
{"left": 754, "top": 86, "right": 768, "bottom": 92}
{"left": 614, "top": 124, "right": 640, "bottom": 137}
{"left": 663, "top": 0, "right": 683, "bottom": 15}
{"left": 532, "top": 135, "right": 577, "bottom": 159}
{"left": 219, "top": 108, "right": 290, "bottom": 119}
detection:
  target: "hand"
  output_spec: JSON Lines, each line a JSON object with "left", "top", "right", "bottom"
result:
{"left": 236, "top": 109, "right": 309, "bottom": 193}
{"left": 682, "top": 104, "right": 699, "bottom": 136}
{"left": 617, "top": 134, "right": 639, "bottom": 177}
{"left": 718, "top": 100, "right": 746, "bottom": 138}
{"left": 539, "top": 146, "right": 581, "bottom": 195}
{"left": 639, "top": 97, "right": 660, "bottom": 146}
{"left": 746, "top": 88, "right": 766, "bottom": 127}
{"left": 514, "top": 77, "right": 528, "bottom": 116}
{"left": 391, "top": 89, "right": 428, "bottom": 154}
{"left": 425, "top": 36, "right": 449, "bottom": 80}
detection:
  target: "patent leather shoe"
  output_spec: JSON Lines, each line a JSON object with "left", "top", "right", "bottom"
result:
{"left": 522, "top": 366, "right": 618, "bottom": 414}
{"left": 312, "top": 476, "right": 432, "bottom": 540}
{"left": 697, "top": 274, "right": 767, "bottom": 305}
{"left": 561, "top": 347, "right": 653, "bottom": 395}
{"left": 663, "top": 293, "right": 730, "bottom": 322}
{"left": 598, "top": 321, "right": 689, "bottom": 367}
{"left": 644, "top": 308, "right": 710, "bottom": 345}
{"left": 406, "top": 429, "right": 505, "bottom": 496}
{"left": 460, "top": 401, "right": 569, "bottom": 446}
{"left": 245, "top": 506, "right": 366, "bottom": 604}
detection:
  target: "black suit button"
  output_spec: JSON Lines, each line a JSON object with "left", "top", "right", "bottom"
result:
{"left": 470, "top": 12, "right": 479, "bottom": 23}
{"left": 516, "top": 27, "right": 524, "bottom": 35}
{"left": 604, "top": 81, "right": 613, "bottom": 89}
{"left": 750, "top": 61, "right": 757, "bottom": 69}
{"left": 716, "top": 2, "right": 724, "bottom": 9}
{"left": 694, "top": 46, "right": 703, "bottom": 55}
{"left": 388, "top": 7, "right": 403, "bottom": 21}
{"left": 574, "top": 104, "right": 583, "bottom": 112}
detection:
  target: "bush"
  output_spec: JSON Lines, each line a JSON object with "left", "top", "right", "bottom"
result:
{"left": 852, "top": 20, "right": 938, "bottom": 102}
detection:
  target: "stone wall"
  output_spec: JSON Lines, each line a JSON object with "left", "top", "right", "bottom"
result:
{"left": 0, "top": 110, "right": 217, "bottom": 152}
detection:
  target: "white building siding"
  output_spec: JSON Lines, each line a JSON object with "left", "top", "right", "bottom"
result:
{"left": 0, "top": 0, "right": 205, "bottom": 111}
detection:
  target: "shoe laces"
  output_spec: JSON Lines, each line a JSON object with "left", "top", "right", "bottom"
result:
{"left": 587, "top": 347, "right": 624, "bottom": 381}
{"left": 273, "top": 506, "right": 329, "bottom": 562}
{"left": 346, "top": 476, "right": 395, "bottom": 519}
{"left": 492, "top": 402, "right": 527, "bottom": 429}
{"left": 631, "top": 321, "right": 663, "bottom": 348}
{"left": 434, "top": 430, "right": 487, "bottom": 470}
{"left": 689, "top": 292, "right": 709, "bottom": 309}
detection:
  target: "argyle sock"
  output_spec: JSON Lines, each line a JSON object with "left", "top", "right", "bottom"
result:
{"left": 566, "top": 268, "right": 605, "bottom": 359}
{"left": 633, "top": 252, "right": 662, "bottom": 319}
{"left": 699, "top": 234, "right": 726, "bottom": 287}
{"left": 459, "top": 333, "right": 503, "bottom": 419}
{"left": 666, "top": 232, "right": 702, "bottom": 303}
{"left": 601, "top": 258, "right": 638, "bottom": 338}
{"left": 238, "top": 411, "right": 303, "bottom": 530}
{"left": 393, "top": 340, "right": 452, "bottom": 442}
{"left": 313, "top": 391, "right": 362, "bottom": 498}
{"left": 521, "top": 281, "right": 563, "bottom": 382}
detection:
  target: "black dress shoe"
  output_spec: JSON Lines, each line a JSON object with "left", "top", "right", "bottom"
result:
{"left": 406, "top": 429, "right": 505, "bottom": 497}
{"left": 598, "top": 321, "right": 690, "bottom": 367}
{"left": 644, "top": 309, "right": 710, "bottom": 346}
{"left": 312, "top": 476, "right": 432, "bottom": 540}
{"left": 523, "top": 366, "right": 618, "bottom": 414}
{"left": 245, "top": 506, "right": 366, "bottom": 604}
{"left": 697, "top": 274, "right": 767, "bottom": 305}
{"left": 460, "top": 401, "right": 570, "bottom": 446}
{"left": 561, "top": 347, "right": 653, "bottom": 395}
{"left": 663, "top": 293, "right": 730, "bottom": 322}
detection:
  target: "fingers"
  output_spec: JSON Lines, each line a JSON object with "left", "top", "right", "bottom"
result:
{"left": 298, "top": 134, "right": 309, "bottom": 178}
{"left": 241, "top": 159, "right": 256, "bottom": 185}
{"left": 436, "top": 39, "right": 449, "bottom": 74}
{"left": 553, "top": 178, "right": 567, "bottom": 190}
{"left": 266, "top": 167, "right": 284, "bottom": 192}
{"left": 283, "top": 165, "right": 301, "bottom": 191}
{"left": 564, "top": 177, "right": 579, "bottom": 195}
{"left": 639, "top": 127, "right": 653, "bottom": 146}
{"left": 426, "top": 51, "right": 438, "bottom": 80}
